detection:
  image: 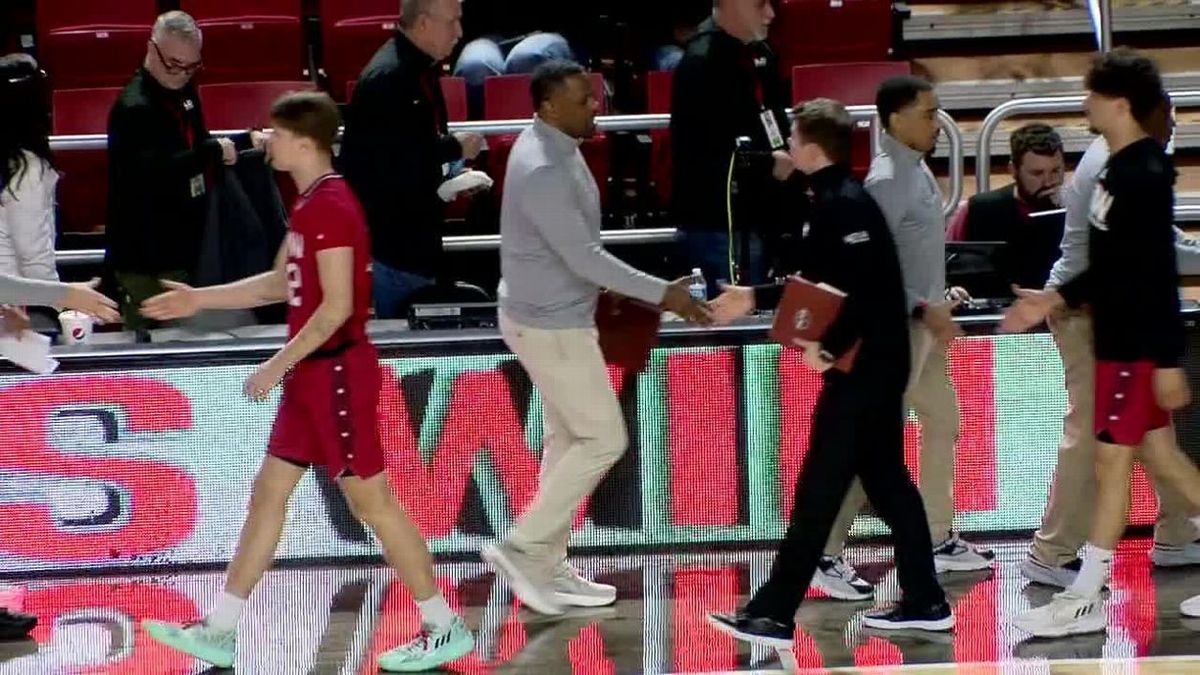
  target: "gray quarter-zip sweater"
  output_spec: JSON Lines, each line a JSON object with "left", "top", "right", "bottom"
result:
{"left": 864, "top": 133, "right": 947, "bottom": 312}
{"left": 498, "top": 118, "right": 669, "bottom": 329}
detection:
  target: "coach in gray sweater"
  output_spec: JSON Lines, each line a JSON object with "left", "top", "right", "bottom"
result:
{"left": 483, "top": 60, "right": 708, "bottom": 615}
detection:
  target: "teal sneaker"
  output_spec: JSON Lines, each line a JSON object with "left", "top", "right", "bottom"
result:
{"left": 141, "top": 619, "right": 236, "bottom": 668}
{"left": 378, "top": 617, "right": 475, "bottom": 672}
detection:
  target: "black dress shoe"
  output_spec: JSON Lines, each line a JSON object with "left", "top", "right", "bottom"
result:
{"left": 706, "top": 610, "right": 795, "bottom": 648}
{"left": 0, "top": 608, "right": 37, "bottom": 640}
{"left": 863, "top": 600, "right": 955, "bottom": 632}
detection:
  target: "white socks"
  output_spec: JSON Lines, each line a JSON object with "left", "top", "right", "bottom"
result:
{"left": 207, "top": 592, "right": 247, "bottom": 633}
{"left": 416, "top": 591, "right": 456, "bottom": 632}
{"left": 1068, "top": 543, "right": 1113, "bottom": 597}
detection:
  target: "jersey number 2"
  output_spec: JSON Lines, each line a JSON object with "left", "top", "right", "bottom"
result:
{"left": 286, "top": 262, "right": 301, "bottom": 307}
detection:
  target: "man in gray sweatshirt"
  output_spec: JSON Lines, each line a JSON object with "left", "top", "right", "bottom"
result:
{"left": 482, "top": 60, "right": 709, "bottom": 615}
{"left": 1023, "top": 92, "right": 1200, "bottom": 588}
{"left": 812, "top": 77, "right": 995, "bottom": 604}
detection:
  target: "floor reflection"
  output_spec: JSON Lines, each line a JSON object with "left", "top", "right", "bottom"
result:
{"left": 0, "top": 538, "right": 1197, "bottom": 674}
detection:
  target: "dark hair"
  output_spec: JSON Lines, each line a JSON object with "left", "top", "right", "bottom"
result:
{"left": 530, "top": 59, "right": 587, "bottom": 110}
{"left": 875, "top": 75, "right": 934, "bottom": 131}
{"left": 792, "top": 98, "right": 852, "bottom": 165}
{"left": 1085, "top": 47, "right": 1164, "bottom": 124}
{"left": 1143, "top": 89, "right": 1175, "bottom": 146}
{"left": 1010, "top": 123, "right": 1063, "bottom": 167}
{"left": 0, "top": 55, "right": 54, "bottom": 195}
{"left": 269, "top": 91, "right": 341, "bottom": 153}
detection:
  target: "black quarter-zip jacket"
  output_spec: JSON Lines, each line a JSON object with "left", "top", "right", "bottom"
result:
{"left": 755, "top": 163, "right": 911, "bottom": 385}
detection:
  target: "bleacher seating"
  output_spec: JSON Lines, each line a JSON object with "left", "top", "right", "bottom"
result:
{"left": 51, "top": 87, "right": 123, "bottom": 234}
{"left": 792, "top": 61, "right": 912, "bottom": 177}
{"left": 318, "top": 0, "right": 401, "bottom": 102}
{"left": 198, "top": 81, "right": 318, "bottom": 130}
{"left": 772, "top": 0, "right": 894, "bottom": 74}
{"left": 180, "top": 0, "right": 306, "bottom": 83}
{"left": 37, "top": 0, "right": 157, "bottom": 89}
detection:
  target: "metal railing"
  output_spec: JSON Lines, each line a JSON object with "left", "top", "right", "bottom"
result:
{"left": 976, "top": 90, "right": 1200, "bottom": 189}
{"left": 46, "top": 107, "right": 966, "bottom": 267}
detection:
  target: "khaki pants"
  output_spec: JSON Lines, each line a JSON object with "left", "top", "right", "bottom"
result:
{"left": 499, "top": 311, "right": 628, "bottom": 563}
{"left": 1030, "top": 310, "right": 1197, "bottom": 565}
{"left": 824, "top": 324, "right": 961, "bottom": 554}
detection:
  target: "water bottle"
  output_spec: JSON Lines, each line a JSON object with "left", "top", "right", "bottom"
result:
{"left": 688, "top": 267, "right": 707, "bottom": 302}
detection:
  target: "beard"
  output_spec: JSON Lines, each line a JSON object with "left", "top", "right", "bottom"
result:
{"left": 1018, "top": 185, "right": 1060, "bottom": 210}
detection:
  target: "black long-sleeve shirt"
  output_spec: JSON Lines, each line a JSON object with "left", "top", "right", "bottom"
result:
{"left": 755, "top": 164, "right": 911, "bottom": 385}
{"left": 669, "top": 18, "right": 797, "bottom": 235}
{"left": 1058, "top": 137, "right": 1184, "bottom": 368}
{"left": 106, "top": 68, "right": 239, "bottom": 273}
{"left": 340, "top": 32, "right": 463, "bottom": 279}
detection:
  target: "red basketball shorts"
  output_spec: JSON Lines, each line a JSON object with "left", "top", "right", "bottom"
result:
{"left": 1094, "top": 360, "right": 1171, "bottom": 447}
{"left": 267, "top": 342, "right": 385, "bottom": 478}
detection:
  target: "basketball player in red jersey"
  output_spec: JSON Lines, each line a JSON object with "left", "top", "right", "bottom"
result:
{"left": 139, "top": 91, "right": 474, "bottom": 671}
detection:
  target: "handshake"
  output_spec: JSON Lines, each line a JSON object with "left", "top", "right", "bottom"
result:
{"left": 659, "top": 277, "right": 751, "bottom": 326}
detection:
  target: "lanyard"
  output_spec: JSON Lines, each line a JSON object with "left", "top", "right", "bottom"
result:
{"left": 419, "top": 71, "right": 446, "bottom": 133}
{"left": 165, "top": 96, "right": 195, "bottom": 149}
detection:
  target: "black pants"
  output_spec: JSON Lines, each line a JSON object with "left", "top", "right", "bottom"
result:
{"left": 746, "top": 371, "right": 945, "bottom": 623}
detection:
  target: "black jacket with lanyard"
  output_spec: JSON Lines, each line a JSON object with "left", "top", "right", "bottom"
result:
{"left": 106, "top": 68, "right": 250, "bottom": 274}
{"left": 669, "top": 19, "right": 804, "bottom": 259}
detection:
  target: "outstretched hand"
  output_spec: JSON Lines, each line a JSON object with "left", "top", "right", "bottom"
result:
{"left": 1000, "top": 285, "right": 1064, "bottom": 333}
{"left": 141, "top": 280, "right": 201, "bottom": 321}
{"left": 709, "top": 283, "right": 755, "bottom": 325}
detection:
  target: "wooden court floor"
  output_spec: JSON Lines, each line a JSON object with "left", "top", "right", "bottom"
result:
{"left": 1, "top": 538, "right": 1197, "bottom": 674}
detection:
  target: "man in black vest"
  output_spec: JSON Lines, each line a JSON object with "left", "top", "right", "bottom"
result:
{"left": 946, "top": 123, "right": 1065, "bottom": 293}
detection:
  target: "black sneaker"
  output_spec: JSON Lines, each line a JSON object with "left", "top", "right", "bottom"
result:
{"left": 706, "top": 611, "right": 795, "bottom": 648}
{"left": 0, "top": 608, "right": 37, "bottom": 640}
{"left": 862, "top": 600, "right": 955, "bottom": 632}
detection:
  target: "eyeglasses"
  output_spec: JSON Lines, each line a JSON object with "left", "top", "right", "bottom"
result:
{"left": 150, "top": 40, "right": 203, "bottom": 75}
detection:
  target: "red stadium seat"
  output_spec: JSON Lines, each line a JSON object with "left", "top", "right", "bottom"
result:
{"left": 440, "top": 76, "right": 468, "bottom": 123}
{"left": 791, "top": 61, "right": 912, "bottom": 178}
{"left": 181, "top": 0, "right": 305, "bottom": 82}
{"left": 198, "top": 81, "right": 317, "bottom": 130}
{"left": 437, "top": 77, "right": 470, "bottom": 221}
{"left": 51, "top": 87, "right": 123, "bottom": 233}
{"left": 645, "top": 70, "right": 674, "bottom": 210}
{"left": 346, "top": 77, "right": 467, "bottom": 122}
{"left": 772, "top": 0, "right": 894, "bottom": 74}
{"left": 318, "top": 0, "right": 401, "bottom": 102}
{"left": 37, "top": 0, "right": 157, "bottom": 88}
{"left": 483, "top": 73, "right": 610, "bottom": 205}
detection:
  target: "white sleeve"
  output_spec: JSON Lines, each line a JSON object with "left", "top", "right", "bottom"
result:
{"left": 4, "top": 158, "right": 60, "bottom": 283}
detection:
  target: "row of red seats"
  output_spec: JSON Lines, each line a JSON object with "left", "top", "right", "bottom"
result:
{"left": 37, "top": 0, "right": 893, "bottom": 99}
{"left": 36, "top": 0, "right": 401, "bottom": 98}
{"left": 49, "top": 62, "right": 907, "bottom": 235}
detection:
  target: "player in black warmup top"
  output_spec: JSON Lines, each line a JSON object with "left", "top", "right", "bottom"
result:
{"left": 1004, "top": 47, "right": 1200, "bottom": 635}
{"left": 707, "top": 99, "right": 954, "bottom": 648}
